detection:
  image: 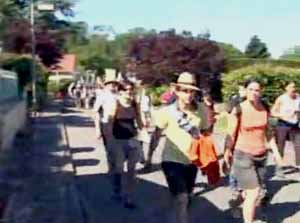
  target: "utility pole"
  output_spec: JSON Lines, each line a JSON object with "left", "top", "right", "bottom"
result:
{"left": 29, "top": 1, "right": 54, "bottom": 109}
{"left": 30, "top": 0, "right": 37, "bottom": 108}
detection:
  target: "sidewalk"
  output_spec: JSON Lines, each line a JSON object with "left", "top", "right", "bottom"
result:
{"left": 2, "top": 100, "right": 83, "bottom": 223}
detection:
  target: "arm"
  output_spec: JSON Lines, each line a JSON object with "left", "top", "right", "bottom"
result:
{"left": 149, "top": 127, "right": 163, "bottom": 153}
{"left": 223, "top": 108, "right": 240, "bottom": 165}
{"left": 135, "top": 102, "right": 144, "bottom": 130}
{"left": 271, "top": 97, "right": 284, "bottom": 119}
{"left": 268, "top": 137, "right": 285, "bottom": 166}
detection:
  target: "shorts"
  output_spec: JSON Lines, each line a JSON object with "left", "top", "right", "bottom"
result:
{"left": 107, "top": 138, "right": 141, "bottom": 174}
{"left": 232, "top": 150, "right": 266, "bottom": 190}
{"left": 161, "top": 161, "right": 198, "bottom": 196}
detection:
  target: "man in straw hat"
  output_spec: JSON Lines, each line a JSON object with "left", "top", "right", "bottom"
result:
{"left": 148, "top": 72, "right": 208, "bottom": 223}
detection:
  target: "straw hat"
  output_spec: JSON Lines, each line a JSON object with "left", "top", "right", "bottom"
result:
{"left": 104, "top": 68, "right": 119, "bottom": 85}
{"left": 172, "top": 72, "right": 200, "bottom": 91}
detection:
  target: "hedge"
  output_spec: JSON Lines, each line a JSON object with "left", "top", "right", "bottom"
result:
{"left": 226, "top": 58, "right": 300, "bottom": 72}
{"left": 0, "top": 53, "right": 49, "bottom": 108}
{"left": 222, "top": 64, "right": 300, "bottom": 105}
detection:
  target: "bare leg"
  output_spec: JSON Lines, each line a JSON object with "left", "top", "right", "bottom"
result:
{"left": 242, "top": 187, "right": 260, "bottom": 223}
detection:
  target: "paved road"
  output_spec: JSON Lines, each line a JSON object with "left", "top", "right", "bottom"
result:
{"left": 62, "top": 104, "right": 300, "bottom": 223}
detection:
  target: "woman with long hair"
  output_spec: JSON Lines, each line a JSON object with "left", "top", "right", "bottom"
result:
{"left": 224, "top": 79, "right": 269, "bottom": 223}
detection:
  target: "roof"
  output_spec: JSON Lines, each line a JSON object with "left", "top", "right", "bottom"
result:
{"left": 50, "top": 54, "right": 76, "bottom": 74}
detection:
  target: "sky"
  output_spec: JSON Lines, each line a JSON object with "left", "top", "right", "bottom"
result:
{"left": 71, "top": 0, "right": 300, "bottom": 58}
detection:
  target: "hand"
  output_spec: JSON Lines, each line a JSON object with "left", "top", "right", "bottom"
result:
{"left": 224, "top": 149, "right": 233, "bottom": 167}
{"left": 275, "top": 157, "right": 286, "bottom": 167}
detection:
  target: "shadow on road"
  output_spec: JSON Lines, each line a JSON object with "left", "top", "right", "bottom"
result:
{"left": 71, "top": 147, "right": 96, "bottom": 154}
{"left": 75, "top": 172, "right": 234, "bottom": 223}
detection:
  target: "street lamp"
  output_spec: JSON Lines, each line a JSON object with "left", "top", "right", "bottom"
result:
{"left": 30, "top": 1, "right": 54, "bottom": 108}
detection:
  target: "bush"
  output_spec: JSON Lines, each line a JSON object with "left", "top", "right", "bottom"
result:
{"left": 222, "top": 64, "right": 300, "bottom": 105}
{"left": 226, "top": 58, "right": 300, "bottom": 72}
{"left": 48, "top": 79, "right": 73, "bottom": 96}
{"left": 0, "top": 53, "right": 48, "bottom": 108}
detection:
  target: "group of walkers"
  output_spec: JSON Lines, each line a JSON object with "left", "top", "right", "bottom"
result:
{"left": 68, "top": 81, "right": 99, "bottom": 109}
{"left": 72, "top": 69, "right": 299, "bottom": 223}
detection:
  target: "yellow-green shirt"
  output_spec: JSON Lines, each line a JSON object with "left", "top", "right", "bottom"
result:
{"left": 154, "top": 104, "right": 208, "bottom": 164}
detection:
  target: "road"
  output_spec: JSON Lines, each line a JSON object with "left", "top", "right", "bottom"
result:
{"left": 62, "top": 104, "right": 300, "bottom": 223}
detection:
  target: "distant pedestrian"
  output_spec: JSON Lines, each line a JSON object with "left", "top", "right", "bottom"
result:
{"left": 93, "top": 83, "right": 104, "bottom": 139}
{"left": 136, "top": 82, "right": 152, "bottom": 164}
{"left": 202, "top": 91, "right": 217, "bottom": 133}
{"left": 226, "top": 85, "right": 246, "bottom": 114}
{"left": 271, "top": 82, "right": 300, "bottom": 177}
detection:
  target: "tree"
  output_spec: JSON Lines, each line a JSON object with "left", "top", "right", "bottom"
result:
{"left": 218, "top": 42, "right": 244, "bottom": 59}
{"left": 0, "top": 0, "right": 77, "bottom": 67}
{"left": 280, "top": 46, "right": 300, "bottom": 60}
{"left": 222, "top": 64, "right": 300, "bottom": 105}
{"left": 80, "top": 55, "right": 113, "bottom": 77}
{"left": 2, "top": 19, "right": 62, "bottom": 67}
{"left": 127, "top": 29, "right": 225, "bottom": 98}
{"left": 245, "top": 35, "right": 271, "bottom": 58}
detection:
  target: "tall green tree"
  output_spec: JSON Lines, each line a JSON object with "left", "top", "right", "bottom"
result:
{"left": 218, "top": 42, "right": 244, "bottom": 59}
{"left": 245, "top": 35, "right": 271, "bottom": 58}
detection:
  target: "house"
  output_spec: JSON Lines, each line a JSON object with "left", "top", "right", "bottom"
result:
{"left": 48, "top": 54, "right": 77, "bottom": 82}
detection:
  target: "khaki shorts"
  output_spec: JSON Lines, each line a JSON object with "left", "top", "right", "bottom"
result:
{"left": 232, "top": 150, "right": 267, "bottom": 190}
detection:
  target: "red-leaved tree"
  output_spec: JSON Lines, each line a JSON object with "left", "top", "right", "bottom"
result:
{"left": 3, "top": 19, "right": 62, "bottom": 67}
{"left": 127, "top": 30, "right": 225, "bottom": 99}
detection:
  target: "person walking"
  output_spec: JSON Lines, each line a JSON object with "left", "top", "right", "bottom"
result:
{"left": 271, "top": 82, "right": 300, "bottom": 177}
{"left": 149, "top": 72, "right": 208, "bottom": 223}
{"left": 93, "top": 83, "right": 104, "bottom": 139}
{"left": 97, "top": 69, "right": 120, "bottom": 172}
{"left": 136, "top": 82, "right": 152, "bottom": 165}
{"left": 224, "top": 79, "right": 270, "bottom": 223}
{"left": 104, "top": 81, "right": 143, "bottom": 209}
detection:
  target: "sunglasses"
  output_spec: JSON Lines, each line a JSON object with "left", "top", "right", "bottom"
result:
{"left": 176, "top": 86, "right": 195, "bottom": 94}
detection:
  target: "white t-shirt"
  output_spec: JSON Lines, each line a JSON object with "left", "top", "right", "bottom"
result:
{"left": 93, "top": 89, "right": 117, "bottom": 122}
{"left": 278, "top": 93, "right": 300, "bottom": 124}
